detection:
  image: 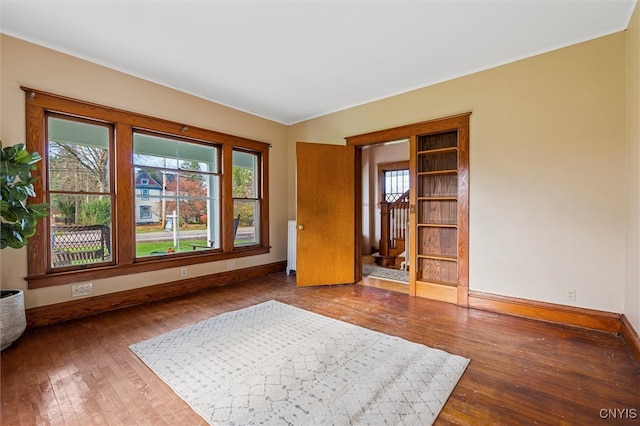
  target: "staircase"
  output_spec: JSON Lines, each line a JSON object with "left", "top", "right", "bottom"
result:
{"left": 374, "top": 190, "right": 409, "bottom": 268}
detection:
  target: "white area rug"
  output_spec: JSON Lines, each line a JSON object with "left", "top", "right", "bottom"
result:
{"left": 129, "top": 300, "right": 469, "bottom": 425}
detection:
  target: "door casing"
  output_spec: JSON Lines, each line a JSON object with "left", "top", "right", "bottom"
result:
{"left": 346, "top": 113, "right": 470, "bottom": 305}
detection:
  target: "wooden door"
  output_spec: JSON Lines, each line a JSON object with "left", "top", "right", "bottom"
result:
{"left": 296, "top": 142, "right": 356, "bottom": 286}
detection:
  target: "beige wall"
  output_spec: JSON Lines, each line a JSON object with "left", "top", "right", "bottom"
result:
{"left": 289, "top": 32, "right": 628, "bottom": 313}
{"left": 0, "top": 35, "right": 290, "bottom": 309}
{"left": 625, "top": 3, "right": 640, "bottom": 332}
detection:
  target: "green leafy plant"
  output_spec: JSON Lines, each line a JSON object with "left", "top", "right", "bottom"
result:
{"left": 80, "top": 198, "right": 111, "bottom": 226}
{"left": 0, "top": 142, "right": 49, "bottom": 249}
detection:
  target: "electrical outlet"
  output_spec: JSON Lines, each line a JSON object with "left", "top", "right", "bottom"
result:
{"left": 181, "top": 267, "right": 187, "bottom": 277}
{"left": 72, "top": 282, "right": 93, "bottom": 297}
{"left": 227, "top": 260, "right": 235, "bottom": 269}
{"left": 565, "top": 289, "right": 576, "bottom": 302}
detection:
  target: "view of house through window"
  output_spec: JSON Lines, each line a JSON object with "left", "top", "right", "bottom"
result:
{"left": 47, "top": 115, "right": 114, "bottom": 269}
{"left": 133, "top": 132, "right": 221, "bottom": 257}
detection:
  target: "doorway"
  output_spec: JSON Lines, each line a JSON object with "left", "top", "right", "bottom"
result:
{"left": 360, "top": 141, "right": 410, "bottom": 293}
{"left": 347, "top": 113, "right": 470, "bottom": 305}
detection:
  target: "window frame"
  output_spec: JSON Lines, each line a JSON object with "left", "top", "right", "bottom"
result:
{"left": 132, "top": 129, "right": 224, "bottom": 254}
{"left": 232, "top": 148, "right": 263, "bottom": 247}
{"left": 23, "top": 87, "right": 270, "bottom": 289}
{"left": 377, "top": 161, "right": 410, "bottom": 206}
{"left": 47, "top": 113, "right": 116, "bottom": 270}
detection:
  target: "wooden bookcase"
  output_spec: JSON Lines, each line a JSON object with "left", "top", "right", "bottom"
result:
{"left": 411, "top": 116, "right": 469, "bottom": 305}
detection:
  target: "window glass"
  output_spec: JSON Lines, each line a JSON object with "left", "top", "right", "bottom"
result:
{"left": 383, "top": 169, "right": 409, "bottom": 202}
{"left": 47, "top": 116, "right": 113, "bottom": 269}
{"left": 233, "top": 150, "right": 259, "bottom": 246}
{"left": 133, "top": 133, "right": 220, "bottom": 257}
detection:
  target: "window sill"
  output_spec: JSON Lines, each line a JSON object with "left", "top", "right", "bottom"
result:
{"left": 27, "top": 246, "right": 270, "bottom": 289}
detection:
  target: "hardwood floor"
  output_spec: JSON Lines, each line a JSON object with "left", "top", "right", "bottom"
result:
{"left": 2, "top": 272, "right": 639, "bottom": 425}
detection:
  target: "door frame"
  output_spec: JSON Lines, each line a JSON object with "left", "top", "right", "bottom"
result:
{"left": 346, "top": 113, "right": 470, "bottom": 306}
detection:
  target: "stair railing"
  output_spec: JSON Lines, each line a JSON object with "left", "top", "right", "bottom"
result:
{"left": 378, "top": 190, "right": 410, "bottom": 259}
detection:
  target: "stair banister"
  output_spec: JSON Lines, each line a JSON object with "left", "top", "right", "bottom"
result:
{"left": 376, "top": 190, "right": 409, "bottom": 265}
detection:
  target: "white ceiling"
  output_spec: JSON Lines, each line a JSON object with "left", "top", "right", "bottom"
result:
{"left": 1, "top": 1, "right": 636, "bottom": 125}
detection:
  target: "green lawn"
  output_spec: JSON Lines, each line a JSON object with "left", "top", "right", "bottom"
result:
{"left": 136, "top": 240, "right": 207, "bottom": 256}
{"left": 135, "top": 238, "right": 254, "bottom": 257}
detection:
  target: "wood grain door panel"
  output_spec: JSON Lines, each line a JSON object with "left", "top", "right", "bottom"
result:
{"left": 296, "top": 142, "right": 356, "bottom": 286}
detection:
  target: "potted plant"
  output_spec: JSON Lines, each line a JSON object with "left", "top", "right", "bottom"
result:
{"left": 1, "top": 141, "right": 49, "bottom": 350}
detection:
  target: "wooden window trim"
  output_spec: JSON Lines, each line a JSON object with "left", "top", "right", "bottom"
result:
{"left": 23, "top": 87, "right": 270, "bottom": 289}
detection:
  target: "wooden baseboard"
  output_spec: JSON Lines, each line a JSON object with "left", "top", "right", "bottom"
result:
{"left": 415, "top": 281, "right": 458, "bottom": 304}
{"left": 468, "top": 290, "right": 621, "bottom": 333}
{"left": 26, "top": 261, "right": 286, "bottom": 328}
{"left": 620, "top": 314, "right": 640, "bottom": 366}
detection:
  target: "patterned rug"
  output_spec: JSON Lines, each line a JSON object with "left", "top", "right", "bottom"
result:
{"left": 363, "top": 263, "right": 409, "bottom": 283}
{"left": 130, "top": 300, "right": 469, "bottom": 425}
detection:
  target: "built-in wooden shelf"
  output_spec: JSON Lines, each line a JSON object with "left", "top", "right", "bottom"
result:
{"left": 417, "top": 196, "right": 457, "bottom": 201}
{"left": 417, "top": 254, "right": 458, "bottom": 262}
{"left": 414, "top": 119, "right": 468, "bottom": 305}
{"left": 417, "top": 169, "right": 457, "bottom": 176}
{"left": 416, "top": 147, "right": 458, "bottom": 155}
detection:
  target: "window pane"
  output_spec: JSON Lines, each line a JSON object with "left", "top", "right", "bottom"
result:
{"left": 48, "top": 117, "right": 110, "bottom": 192}
{"left": 133, "top": 134, "right": 178, "bottom": 168}
{"left": 133, "top": 139, "right": 221, "bottom": 258}
{"left": 47, "top": 116, "right": 113, "bottom": 270}
{"left": 233, "top": 151, "right": 258, "bottom": 198}
{"left": 50, "top": 194, "right": 112, "bottom": 268}
{"left": 135, "top": 202, "right": 214, "bottom": 257}
{"left": 133, "top": 133, "right": 218, "bottom": 173}
{"left": 136, "top": 174, "right": 220, "bottom": 257}
{"left": 383, "top": 169, "right": 409, "bottom": 202}
{"left": 178, "top": 141, "right": 218, "bottom": 173}
{"left": 234, "top": 200, "right": 258, "bottom": 246}
{"left": 176, "top": 171, "right": 208, "bottom": 198}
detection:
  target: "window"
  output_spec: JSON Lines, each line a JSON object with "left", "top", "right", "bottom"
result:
{"left": 139, "top": 206, "right": 152, "bottom": 219}
{"left": 23, "top": 88, "right": 270, "bottom": 288}
{"left": 233, "top": 150, "right": 261, "bottom": 246}
{"left": 133, "top": 132, "right": 221, "bottom": 255}
{"left": 378, "top": 161, "right": 410, "bottom": 204}
{"left": 382, "top": 169, "right": 409, "bottom": 202}
{"left": 47, "top": 115, "right": 114, "bottom": 269}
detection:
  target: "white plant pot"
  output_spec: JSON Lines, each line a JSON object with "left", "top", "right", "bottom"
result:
{"left": 0, "top": 290, "right": 26, "bottom": 351}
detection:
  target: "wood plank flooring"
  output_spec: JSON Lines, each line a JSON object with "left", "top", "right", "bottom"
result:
{"left": 1, "top": 272, "right": 639, "bottom": 425}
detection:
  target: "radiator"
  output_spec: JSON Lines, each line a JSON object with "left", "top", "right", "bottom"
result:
{"left": 286, "top": 220, "right": 296, "bottom": 275}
